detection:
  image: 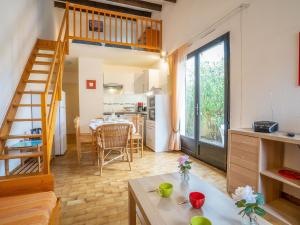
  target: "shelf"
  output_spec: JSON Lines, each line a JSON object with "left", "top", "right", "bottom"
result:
{"left": 264, "top": 198, "right": 300, "bottom": 225}
{"left": 260, "top": 168, "right": 300, "bottom": 189}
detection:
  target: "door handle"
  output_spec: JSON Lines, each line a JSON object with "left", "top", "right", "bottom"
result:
{"left": 196, "top": 103, "right": 199, "bottom": 116}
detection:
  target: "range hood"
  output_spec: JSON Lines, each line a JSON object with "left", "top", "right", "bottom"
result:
{"left": 103, "top": 73, "right": 123, "bottom": 90}
{"left": 103, "top": 83, "right": 123, "bottom": 89}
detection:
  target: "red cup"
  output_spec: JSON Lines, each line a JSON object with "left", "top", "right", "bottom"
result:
{"left": 189, "top": 192, "right": 205, "bottom": 209}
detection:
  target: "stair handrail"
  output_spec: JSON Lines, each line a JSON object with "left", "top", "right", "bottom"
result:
{"left": 40, "top": 4, "right": 69, "bottom": 173}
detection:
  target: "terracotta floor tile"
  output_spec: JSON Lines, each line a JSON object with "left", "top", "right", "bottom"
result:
{"left": 52, "top": 141, "right": 226, "bottom": 225}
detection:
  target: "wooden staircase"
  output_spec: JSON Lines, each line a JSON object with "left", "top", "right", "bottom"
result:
{"left": 0, "top": 10, "right": 68, "bottom": 177}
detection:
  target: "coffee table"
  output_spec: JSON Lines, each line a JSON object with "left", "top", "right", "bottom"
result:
{"left": 128, "top": 173, "right": 272, "bottom": 225}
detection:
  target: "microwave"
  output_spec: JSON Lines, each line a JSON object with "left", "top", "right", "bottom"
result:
{"left": 148, "top": 96, "right": 155, "bottom": 108}
{"left": 148, "top": 108, "right": 155, "bottom": 121}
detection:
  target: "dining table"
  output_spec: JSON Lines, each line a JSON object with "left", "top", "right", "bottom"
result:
{"left": 89, "top": 118, "right": 136, "bottom": 161}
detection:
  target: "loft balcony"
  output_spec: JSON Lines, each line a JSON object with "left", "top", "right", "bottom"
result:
{"left": 67, "top": 3, "right": 162, "bottom": 52}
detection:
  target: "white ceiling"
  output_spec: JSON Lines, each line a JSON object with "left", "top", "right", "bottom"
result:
{"left": 64, "top": 42, "right": 161, "bottom": 72}
{"left": 92, "top": 0, "right": 171, "bottom": 12}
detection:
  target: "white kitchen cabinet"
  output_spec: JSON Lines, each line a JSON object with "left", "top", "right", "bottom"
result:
{"left": 134, "top": 73, "right": 145, "bottom": 94}
{"left": 134, "top": 69, "right": 160, "bottom": 94}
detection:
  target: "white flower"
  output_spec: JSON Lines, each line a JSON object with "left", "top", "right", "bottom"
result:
{"left": 232, "top": 185, "right": 257, "bottom": 204}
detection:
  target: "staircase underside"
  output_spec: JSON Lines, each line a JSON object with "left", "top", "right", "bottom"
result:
{"left": 0, "top": 39, "right": 59, "bottom": 177}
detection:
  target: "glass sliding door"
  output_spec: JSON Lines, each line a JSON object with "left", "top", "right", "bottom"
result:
{"left": 181, "top": 33, "right": 230, "bottom": 171}
{"left": 180, "top": 56, "right": 197, "bottom": 155}
{"left": 199, "top": 42, "right": 225, "bottom": 146}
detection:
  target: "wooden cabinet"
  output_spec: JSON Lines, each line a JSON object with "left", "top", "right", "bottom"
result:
{"left": 230, "top": 134, "right": 259, "bottom": 172}
{"left": 134, "top": 69, "right": 160, "bottom": 94}
{"left": 228, "top": 164, "right": 258, "bottom": 193}
{"left": 228, "top": 133, "right": 259, "bottom": 193}
{"left": 227, "top": 129, "right": 300, "bottom": 225}
{"left": 138, "top": 28, "right": 161, "bottom": 49}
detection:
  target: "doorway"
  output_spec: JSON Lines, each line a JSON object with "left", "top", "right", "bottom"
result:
{"left": 180, "top": 33, "right": 230, "bottom": 171}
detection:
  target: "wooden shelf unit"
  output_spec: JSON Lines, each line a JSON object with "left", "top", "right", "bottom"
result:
{"left": 261, "top": 168, "right": 300, "bottom": 189}
{"left": 227, "top": 128, "right": 300, "bottom": 225}
{"left": 264, "top": 198, "right": 300, "bottom": 225}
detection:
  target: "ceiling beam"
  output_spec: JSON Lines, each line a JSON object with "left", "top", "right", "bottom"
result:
{"left": 104, "top": 0, "right": 162, "bottom": 12}
{"left": 54, "top": 0, "right": 152, "bottom": 17}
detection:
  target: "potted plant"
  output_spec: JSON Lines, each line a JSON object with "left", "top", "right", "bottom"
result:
{"left": 232, "top": 185, "right": 266, "bottom": 225}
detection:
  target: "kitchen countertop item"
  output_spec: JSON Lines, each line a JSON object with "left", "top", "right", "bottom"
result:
{"left": 104, "top": 111, "right": 147, "bottom": 115}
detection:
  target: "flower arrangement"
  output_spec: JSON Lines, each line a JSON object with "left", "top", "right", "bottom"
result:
{"left": 232, "top": 185, "right": 266, "bottom": 224}
{"left": 178, "top": 155, "right": 192, "bottom": 174}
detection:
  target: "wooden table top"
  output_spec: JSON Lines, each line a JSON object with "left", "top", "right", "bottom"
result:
{"left": 128, "top": 173, "right": 272, "bottom": 225}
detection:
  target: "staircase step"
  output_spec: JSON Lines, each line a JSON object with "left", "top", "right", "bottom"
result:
{"left": 33, "top": 61, "right": 53, "bottom": 65}
{"left": 24, "top": 79, "right": 47, "bottom": 84}
{"left": 30, "top": 70, "right": 49, "bottom": 74}
{"left": 0, "top": 152, "right": 43, "bottom": 160}
{"left": 0, "top": 134, "right": 42, "bottom": 140}
{"left": 18, "top": 91, "right": 53, "bottom": 95}
{"left": 38, "top": 46, "right": 56, "bottom": 51}
{"left": 35, "top": 53, "right": 55, "bottom": 58}
{"left": 6, "top": 146, "right": 40, "bottom": 151}
{"left": 7, "top": 118, "right": 41, "bottom": 122}
{"left": 12, "top": 104, "right": 50, "bottom": 107}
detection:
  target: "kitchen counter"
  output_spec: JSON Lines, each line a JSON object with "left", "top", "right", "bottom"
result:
{"left": 104, "top": 111, "right": 148, "bottom": 115}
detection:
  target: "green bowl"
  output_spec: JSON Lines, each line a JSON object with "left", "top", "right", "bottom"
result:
{"left": 190, "top": 216, "right": 212, "bottom": 225}
{"left": 158, "top": 182, "right": 173, "bottom": 198}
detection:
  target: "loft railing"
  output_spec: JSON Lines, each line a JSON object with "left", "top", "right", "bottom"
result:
{"left": 40, "top": 11, "right": 68, "bottom": 174}
{"left": 67, "top": 2, "right": 162, "bottom": 52}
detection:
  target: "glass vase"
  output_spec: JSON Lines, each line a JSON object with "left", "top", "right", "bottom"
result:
{"left": 180, "top": 170, "right": 190, "bottom": 182}
{"left": 241, "top": 214, "right": 258, "bottom": 225}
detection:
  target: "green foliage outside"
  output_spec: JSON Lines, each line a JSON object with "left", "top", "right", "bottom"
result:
{"left": 199, "top": 59, "right": 224, "bottom": 142}
{"left": 185, "top": 60, "right": 195, "bottom": 138}
{"left": 184, "top": 57, "right": 225, "bottom": 143}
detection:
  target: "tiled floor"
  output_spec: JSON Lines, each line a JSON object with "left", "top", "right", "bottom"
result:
{"left": 52, "top": 139, "right": 226, "bottom": 225}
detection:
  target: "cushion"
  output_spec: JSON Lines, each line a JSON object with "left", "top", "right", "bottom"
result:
{"left": 0, "top": 191, "right": 57, "bottom": 225}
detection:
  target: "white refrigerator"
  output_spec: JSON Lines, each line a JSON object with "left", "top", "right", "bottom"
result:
{"left": 146, "top": 95, "right": 171, "bottom": 152}
{"left": 54, "top": 91, "right": 67, "bottom": 155}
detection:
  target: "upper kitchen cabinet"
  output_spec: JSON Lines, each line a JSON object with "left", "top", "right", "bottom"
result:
{"left": 134, "top": 69, "right": 160, "bottom": 94}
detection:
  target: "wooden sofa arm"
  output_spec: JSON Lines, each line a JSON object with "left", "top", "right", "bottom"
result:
{"left": 0, "top": 174, "right": 54, "bottom": 197}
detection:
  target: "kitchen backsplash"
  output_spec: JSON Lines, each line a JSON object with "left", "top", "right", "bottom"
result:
{"left": 104, "top": 94, "right": 147, "bottom": 112}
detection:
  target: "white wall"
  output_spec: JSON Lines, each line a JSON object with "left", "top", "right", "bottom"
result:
{"left": 78, "top": 57, "right": 104, "bottom": 133}
{"left": 162, "top": 0, "right": 300, "bottom": 132}
{"left": 0, "top": 0, "right": 56, "bottom": 175}
{"left": 63, "top": 70, "right": 79, "bottom": 134}
{"left": 161, "top": 0, "right": 300, "bottom": 196}
{"left": 0, "top": 0, "right": 54, "bottom": 125}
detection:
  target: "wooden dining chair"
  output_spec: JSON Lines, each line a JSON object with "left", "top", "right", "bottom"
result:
{"left": 126, "top": 114, "right": 144, "bottom": 157}
{"left": 96, "top": 123, "right": 132, "bottom": 176}
{"left": 74, "top": 117, "right": 95, "bottom": 164}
